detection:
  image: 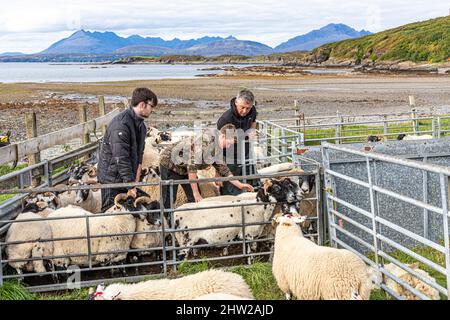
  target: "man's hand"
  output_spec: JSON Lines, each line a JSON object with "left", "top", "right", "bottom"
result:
{"left": 127, "top": 188, "right": 137, "bottom": 198}
{"left": 239, "top": 183, "right": 254, "bottom": 192}
{"left": 193, "top": 192, "right": 203, "bottom": 203}
{"left": 215, "top": 180, "right": 224, "bottom": 187}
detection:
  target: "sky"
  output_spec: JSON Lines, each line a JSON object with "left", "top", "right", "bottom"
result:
{"left": 0, "top": 0, "right": 448, "bottom": 53}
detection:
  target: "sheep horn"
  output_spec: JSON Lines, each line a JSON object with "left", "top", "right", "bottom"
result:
{"left": 87, "top": 167, "right": 97, "bottom": 177}
{"left": 68, "top": 177, "right": 80, "bottom": 185}
{"left": 114, "top": 193, "right": 129, "bottom": 208}
{"left": 84, "top": 176, "right": 98, "bottom": 185}
{"left": 53, "top": 194, "right": 61, "bottom": 208}
{"left": 134, "top": 196, "right": 153, "bottom": 207}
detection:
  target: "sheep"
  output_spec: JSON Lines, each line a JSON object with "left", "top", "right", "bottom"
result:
{"left": 257, "top": 162, "right": 294, "bottom": 175}
{"left": 367, "top": 135, "right": 383, "bottom": 142}
{"left": 5, "top": 212, "right": 53, "bottom": 277}
{"left": 55, "top": 182, "right": 101, "bottom": 213}
{"left": 193, "top": 293, "right": 254, "bottom": 300}
{"left": 140, "top": 168, "right": 189, "bottom": 208}
{"left": 22, "top": 192, "right": 60, "bottom": 218}
{"left": 272, "top": 215, "right": 373, "bottom": 300}
{"left": 47, "top": 194, "right": 160, "bottom": 269}
{"left": 89, "top": 269, "right": 253, "bottom": 300}
{"left": 174, "top": 178, "right": 303, "bottom": 259}
{"left": 397, "top": 134, "right": 433, "bottom": 141}
{"left": 383, "top": 263, "right": 440, "bottom": 300}
{"left": 142, "top": 138, "right": 161, "bottom": 173}
{"left": 196, "top": 166, "right": 220, "bottom": 198}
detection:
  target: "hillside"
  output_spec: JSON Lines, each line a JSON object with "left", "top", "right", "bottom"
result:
{"left": 275, "top": 23, "right": 371, "bottom": 52}
{"left": 309, "top": 16, "right": 450, "bottom": 64}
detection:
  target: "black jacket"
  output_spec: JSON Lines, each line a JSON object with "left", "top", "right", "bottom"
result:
{"left": 97, "top": 107, "right": 147, "bottom": 187}
{"left": 217, "top": 97, "right": 257, "bottom": 162}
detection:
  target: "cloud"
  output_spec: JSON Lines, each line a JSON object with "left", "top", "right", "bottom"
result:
{"left": 0, "top": 0, "right": 448, "bottom": 53}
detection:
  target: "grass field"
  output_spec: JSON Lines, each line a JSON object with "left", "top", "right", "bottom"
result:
{"left": 2, "top": 240, "right": 447, "bottom": 301}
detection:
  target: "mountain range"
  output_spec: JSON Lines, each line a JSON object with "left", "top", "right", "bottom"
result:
{"left": 0, "top": 23, "right": 371, "bottom": 60}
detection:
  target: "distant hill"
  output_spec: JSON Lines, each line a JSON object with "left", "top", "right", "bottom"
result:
{"left": 309, "top": 16, "right": 450, "bottom": 64}
{"left": 275, "top": 23, "right": 371, "bottom": 52}
{"left": 39, "top": 30, "right": 236, "bottom": 55}
{"left": 184, "top": 39, "right": 274, "bottom": 56}
{"left": 0, "top": 52, "right": 24, "bottom": 57}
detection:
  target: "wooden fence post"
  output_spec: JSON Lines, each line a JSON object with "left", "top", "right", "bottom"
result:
{"left": 79, "top": 105, "right": 90, "bottom": 145}
{"left": 98, "top": 96, "right": 106, "bottom": 136}
{"left": 409, "top": 95, "right": 419, "bottom": 134}
{"left": 26, "top": 112, "right": 41, "bottom": 187}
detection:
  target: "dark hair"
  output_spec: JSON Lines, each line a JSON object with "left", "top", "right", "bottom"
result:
{"left": 131, "top": 88, "right": 158, "bottom": 107}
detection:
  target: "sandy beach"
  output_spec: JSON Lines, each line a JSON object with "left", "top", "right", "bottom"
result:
{"left": 0, "top": 73, "right": 449, "bottom": 142}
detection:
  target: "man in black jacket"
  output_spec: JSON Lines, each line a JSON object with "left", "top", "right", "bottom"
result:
{"left": 216, "top": 89, "right": 258, "bottom": 195}
{"left": 97, "top": 88, "right": 157, "bottom": 212}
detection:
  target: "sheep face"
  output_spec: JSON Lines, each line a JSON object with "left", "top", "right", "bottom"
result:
{"left": 23, "top": 192, "right": 59, "bottom": 212}
{"left": 136, "top": 200, "right": 162, "bottom": 226}
{"left": 273, "top": 215, "right": 306, "bottom": 227}
{"left": 298, "top": 175, "right": 315, "bottom": 196}
{"left": 257, "top": 178, "right": 302, "bottom": 215}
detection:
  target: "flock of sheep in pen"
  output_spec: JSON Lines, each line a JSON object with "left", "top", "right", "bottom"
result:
{"left": 2, "top": 127, "right": 441, "bottom": 300}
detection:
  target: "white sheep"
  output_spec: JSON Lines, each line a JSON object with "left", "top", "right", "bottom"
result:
{"left": 383, "top": 263, "right": 440, "bottom": 300}
{"left": 193, "top": 293, "right": 254, "bottom": 300}
{"left": 174, "top": 178, "right": 302, "bottom": 258}
{"left": 140, "top": 168, "right": 188, "bottom": 208}
{"left": 397, "top": 134, "right": 433, "bottom": 141}
{"left": 272, "top": 215, "right": 373, "bottom": 300}
{"left": 91, "top": 269, "right": 253, "bottom": 300}
{"left": 257, "top": 162, "right": 294, "bottom": 175}
{"left": 47, "top": 195, "right": 160, "bottom": 268}
{"left": 5, "top": 212, "right": 53, "bottom": 276}
{"left": 56, "top": 183, "right": 102, "bottom": 213}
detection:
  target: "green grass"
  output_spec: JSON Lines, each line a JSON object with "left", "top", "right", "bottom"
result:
{"left": 1, "top": 244, "right": 446, "bottom": 300}
{"left": 0, "top": 281, "right": 36, "bottom": 300}
{"left": 301, "top": 118, "right": 450, "bottom": 146}
{"left": 313, "top": 16, "right": 450, "bottom": 63}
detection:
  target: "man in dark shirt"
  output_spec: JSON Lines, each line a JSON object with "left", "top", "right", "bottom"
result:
{"left": 97, "top": 87, "right": 157, "bottom": 212}
{"left": 217, "top": 89, "right": 258, "bottom": 195}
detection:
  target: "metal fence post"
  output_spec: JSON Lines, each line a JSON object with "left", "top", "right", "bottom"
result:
{"left": 383, "top": 115, "right": 388, "bottom": 141}
{"left": 423, "top": 157, "right": 430, "bottom": 239}
{"left": 170, "top": 180, "right": 177, "bottom": 273}
{"left": 335, "top": 111, "right": 342, "bottom": 144}
{"left": 321, "top": 144, "right": 337, "bottom": 247}
{"left": 439, "top": 173, "right": 450, "bottom": 299}
{"left": 281, "top": 128, "right": 287, "bottom": 162}
{"left": 366, "top": 157, "right": 380, "bottom": 267}
{"left": 0, "top": 242, "right": 3, "bottom": 287}
{"left": 85, "top": 214, "right": 93, "bottom": 269}
{"left": 159, "top": 180, "right": 168, "bottom": 276}
{"left": 437, "top": 116, "right": 442, "bottom": 138}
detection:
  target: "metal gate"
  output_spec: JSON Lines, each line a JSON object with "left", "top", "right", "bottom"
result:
{"left": 322, "top": 142, "right": 450, "bottom": 300}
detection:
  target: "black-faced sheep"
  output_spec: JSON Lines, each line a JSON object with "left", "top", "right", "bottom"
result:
{"left": 47, "top": 194, "right": 160, "bottom": 269}
{"left": 397, "top": 134, "right": 433, "bottom": 141}
{"left": 173, "top": 178, "right": 303, "bottom": 259}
